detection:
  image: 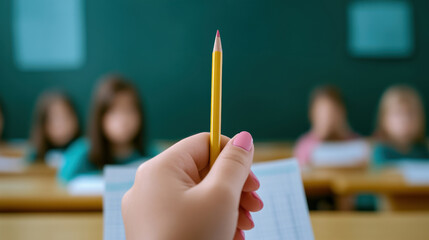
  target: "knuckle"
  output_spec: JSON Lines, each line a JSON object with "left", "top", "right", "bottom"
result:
{"left": 222, "top": 149, "right": 249, "bottom": 169}
{"left": 121, "top": 189, "right": 132, "bottom": 212}
{"left": 208, "top": 182, "right": 236, "bottom": 203}
{"left": 136, "top": 161, "right": 151, "bottom": 177}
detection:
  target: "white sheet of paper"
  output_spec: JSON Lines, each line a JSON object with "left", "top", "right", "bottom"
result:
{"left": 0, "top": 155, "right": 26, "bottom": 173}
{"left": 103, "top": 159, "right": 313, "bottom": 240}
{"left": 103, "top": 166, "right": 137, "bottom": 240}
{"left": 312, "top": 140, "right": 369, "bottom": 167}
{"left": 398, "top": 161, "right": 429, "bottom": 185}
{"left": 67, "top": 174, "right": 104, "bottom": 196}
{"left": 246, "top": 159, "right": 314, "bottom": 240}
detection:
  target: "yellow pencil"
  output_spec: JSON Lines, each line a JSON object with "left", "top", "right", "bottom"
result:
{"left": 210, "top": 30, "right": 223, "bottom": 167}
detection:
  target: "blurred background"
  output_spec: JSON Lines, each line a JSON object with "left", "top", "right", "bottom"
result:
{"left": 0, "top": 0, "right": 428, "bottom": 141}
{"left": 1, "top": 0, "right": 429, "bottom": 240}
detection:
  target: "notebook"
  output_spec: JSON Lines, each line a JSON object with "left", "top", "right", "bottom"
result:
{"left": 246, "top": 160, "right": 314, "bottom": 240}
{"left": 312, "top": 140, "right": 369, "bottom": 167}
{"left": 103, "top": 166, "right": 137, "bottom": 240}
{"left": 103, "top": 159, "right": 314, "bottom": 240}
{"left": 0, "top": 155, "right": 26, "bottom": 173}
{"left": 398, "top": 161, "right": 429, "bottom": 185}
{"left": 67, "top": 174, "right": 104, "bottom": 196}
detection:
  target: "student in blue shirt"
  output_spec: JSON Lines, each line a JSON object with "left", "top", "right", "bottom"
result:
{"left": 28, "top": 91, "right": 80, "bottom": 167}
{"left": 59, "top": 74, "right": 147, "bottom": 182}
{"left": 372, "top": 85, "right": 429, "bottom": 168}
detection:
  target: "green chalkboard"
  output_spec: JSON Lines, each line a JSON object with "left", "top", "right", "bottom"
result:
{"left": 0, "top": 0, "right": 428, "bottom": 141}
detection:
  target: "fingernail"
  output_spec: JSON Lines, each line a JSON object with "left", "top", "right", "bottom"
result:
{"left": 249, "top": 171, "right": 260, "bottom": 187}
{"left": 245, "top": 211, "right": 254, "bottom": 228}
{"left": 251, "top": 192, "right": 264, "bottom": 209}
{"left": 239, "top": 229, "right": 245, "bottom": 240}
{"left": 233, "top": 131, "right": 253, "bottom": 151}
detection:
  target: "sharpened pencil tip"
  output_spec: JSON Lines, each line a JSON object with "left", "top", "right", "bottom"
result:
{"left": 216, "top": 30, "right": 220, "bottom": 38}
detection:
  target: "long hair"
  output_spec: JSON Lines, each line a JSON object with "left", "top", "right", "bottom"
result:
{"left": 88, "top": 74, "right": 145, "bottom": 168}
{"left": 309, "top": 85, "right": 346, "bottom": 112}
{"left": 308, "top": 85, "right": 348, "bottom": 141}
{"left": 374, "top": 85, "right": 426, "bottom": 144}
{"left": 31, "top": 91, "right": 80, "bottom": 160}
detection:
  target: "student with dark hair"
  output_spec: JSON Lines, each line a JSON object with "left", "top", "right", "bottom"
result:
{"left": 59, "top": 74, "right": 146, "bottom": 182}
{"left": 294, "top": 85, "right": 359, "bottom": 167}
{"left": 28, "top": 91, "right": 80, "bottom": 166}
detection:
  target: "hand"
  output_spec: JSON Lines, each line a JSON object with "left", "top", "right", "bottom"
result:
{"left": 122, "top": 132, "right": 263, "bottom": 240}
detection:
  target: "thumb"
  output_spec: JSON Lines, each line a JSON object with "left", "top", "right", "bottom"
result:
{"left": 204, "top": 131, "right": 254, "bottom": 196}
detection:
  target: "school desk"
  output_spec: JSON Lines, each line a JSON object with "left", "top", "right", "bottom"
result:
{"left": 1, "top": 212, "right": 429, "bottom": 240}
{"left": 302, "top": 168, "right": 429, "bottom": 211}
{"left": 0, "top": 175, "right": 101, "bottom": 212}
{"left": 330, "top": 168, "right": 429, "bottom": 211}
{"left": 0, "top": 163, "right": 56, "bottom": 177}
{"left": 1, "top": 142, "right": 428, "bottom": 212}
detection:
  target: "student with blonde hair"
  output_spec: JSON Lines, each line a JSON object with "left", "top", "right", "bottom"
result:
{"left": 372, "top": 85, "right": 429, "bottom": 167}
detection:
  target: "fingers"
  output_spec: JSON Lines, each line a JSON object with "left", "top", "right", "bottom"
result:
{"left": 203, "top": 131, "right": 254, "bottom": 199}
{"left": 237, "top": 207, "right": 254, "bottom": 230}
{"left": 242, "top": 171, "right": 260, "bottom": 192}
{"left": 160, "top": 132, "right": 230, "bottom": 172}
{"left": 240, "top": 191, "right": 264, "bottom": 212}
{"left": 233, "top": 229, "right": 245, "bottom": 240}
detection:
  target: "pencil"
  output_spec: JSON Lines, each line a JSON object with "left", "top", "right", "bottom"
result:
{"left": 210, "top": 30, "right": 223, "bottom": 167}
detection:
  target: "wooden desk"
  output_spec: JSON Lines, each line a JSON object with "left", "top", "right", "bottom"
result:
{"left": 331, "top": 169, "right": 429, "bottom": 195}
{"left": 1, "top": 142, "right": 428, "bottom": 212}
{"left": 311, "top": 212, "right": 429, "bottom": 240}
{"left": 1, "top": 212, "right": 429, "bottom": 240}
{"left": 302, "top": 168, "right": 429, "bottom": 211}
{"left": 331, "top": 169, "right": 429, "bottom": 211}
{"left": 0, "top": 213, "right": 103, "bottom": 240}
{"left": 0, "top": 175, "right": 101, "bottom": 212}
{"left": 0, "top": 163, "right": 56, "bottom": 177}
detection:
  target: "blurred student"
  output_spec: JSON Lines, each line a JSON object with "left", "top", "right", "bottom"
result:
{"left": 28, "top": 91, "right": 80, "bottom": 167}
{"left": 372, "top": 85, "right": 429, "bottom": 167}
{"left": 59, "top": 75, "right": 146, "bottom": 182}
{"left": 294, "top": 86, "right": 361, "bottom": 168}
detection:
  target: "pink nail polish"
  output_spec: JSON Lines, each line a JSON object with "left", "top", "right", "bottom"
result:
{"left": 251, "top": 192, "right": 264, "bottom": 208}
{"left": 233, "top": 131, "right": 253, "bottom": 151}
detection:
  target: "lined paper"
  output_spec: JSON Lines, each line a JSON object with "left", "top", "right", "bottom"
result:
{"left": 246, "top": 159, "right": 314, "bottom": 240}
{"left": 103, "top": 166, "right": 136, "bottom": 240}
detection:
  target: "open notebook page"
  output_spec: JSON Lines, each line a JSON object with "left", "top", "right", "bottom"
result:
{"left": 246, "top": 159, "right": 314, "bottom": 240}
{"left": 103, "top": 166, "right": 137, "bottom": 240}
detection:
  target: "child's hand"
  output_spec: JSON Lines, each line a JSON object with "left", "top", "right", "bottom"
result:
{"left": 122, "top": 131, "right": 263, "bottom": 240}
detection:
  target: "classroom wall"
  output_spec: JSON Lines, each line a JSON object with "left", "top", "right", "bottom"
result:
{"left": 1, "top": 0, "right": 429, "bottom": 141}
